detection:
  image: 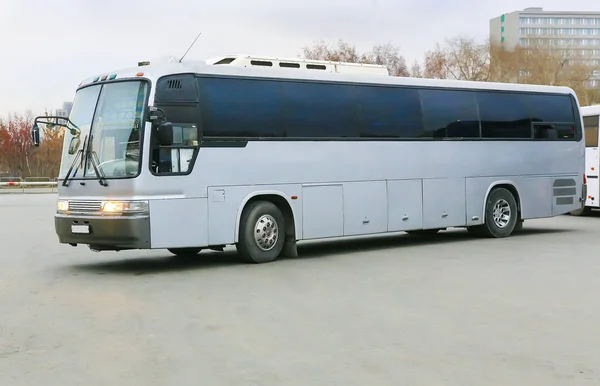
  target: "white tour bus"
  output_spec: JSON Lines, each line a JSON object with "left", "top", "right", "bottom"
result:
{"left": 31, "top": 55, "right": 586, "bottom": 263}
{"left": 571, "top": 104, "right": 600, "bottom": 215}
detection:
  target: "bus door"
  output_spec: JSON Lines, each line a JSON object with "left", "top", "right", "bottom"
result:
{"left": 584, "top": 114, "right": 600, "bottom": 207}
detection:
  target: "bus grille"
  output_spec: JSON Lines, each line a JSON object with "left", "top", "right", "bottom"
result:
{"left": 68, "top": 200, "right": 103, "bottom": 213}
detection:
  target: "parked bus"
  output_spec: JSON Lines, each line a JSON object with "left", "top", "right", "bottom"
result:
{"left": 570, "top": 104, "right": 600, "bottom": 216}
{"left": 31, "top": 56, "right": 586, "bottom": 263}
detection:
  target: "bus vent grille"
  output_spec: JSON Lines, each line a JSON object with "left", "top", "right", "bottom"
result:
{"left": 69, "top": 201, "right": 103, "bottom": 213}
{"left": 167, "top": 80, "right": 182, "bottom": 89}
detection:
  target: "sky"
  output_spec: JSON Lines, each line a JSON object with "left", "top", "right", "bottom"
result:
{"left": 0, "top": 0, "right": 598, "bottom": 119}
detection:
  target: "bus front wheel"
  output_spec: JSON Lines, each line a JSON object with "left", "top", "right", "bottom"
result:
{"left": 468, "top": 187, "right": 518, "bottom": 238}
{"left": 237, "top": 201, "right": 285, "bottom": 264}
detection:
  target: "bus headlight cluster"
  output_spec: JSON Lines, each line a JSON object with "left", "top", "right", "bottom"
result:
{"left": 56, "top": 200, "right": 69, "bottom": 213}
{"left": 101, "top": 200, "right": 149, "bottom": 215}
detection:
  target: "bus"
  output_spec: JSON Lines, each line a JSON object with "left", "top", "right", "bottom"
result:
{"left": 31, "top": 56, "right": 586, "bottom": 263}
{"left": 571, "top": 104, "right": 600, "bottom": 216}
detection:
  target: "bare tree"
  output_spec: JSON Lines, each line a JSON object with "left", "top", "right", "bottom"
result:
{"left": 302, "top": 39, "right": 362, "bottom": 63}
{"left": 423, "top": 35, "right": 491, "bottom": 81}
{"left": 301, "top": 39, "right": 409, "bottom": 76}
{"left": 363, "top": 43, "right": 409, "bottom": 77}
{"left": 410, "top": 60, "right": 423, "bottom": 78}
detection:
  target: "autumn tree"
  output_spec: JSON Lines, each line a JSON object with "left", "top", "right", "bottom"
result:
{"left": 0, "top": 112, "right": 37, "bottom": 177}
{"left": 0, "top": 111, "right": 65, "bottom": 178}
{"left": 301, "top": 39, "right": 411, "bottom": 77}
{"left": 420, "top": 34, "right": 600, "bottom": 105}
{"left": 490, "top": 39, "right": 600, "bottom": 105}
{"left": 29, "top": 125, "right": 65, "bottom": 178}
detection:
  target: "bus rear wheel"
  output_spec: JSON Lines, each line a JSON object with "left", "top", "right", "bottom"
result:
{"left": 468, "top": 187, "right": 518, "bottom": 238}
{"left": 237, "top": 201, "right": 285, "bottom": 264}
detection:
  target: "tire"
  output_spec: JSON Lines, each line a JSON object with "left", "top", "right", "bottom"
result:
{"left": 237, "top": 201, "right": 285, "bottom": 264}
{"left": 468, "top": 187, "right": 518, "bottom": 238}
{"left": 513, "top": 219, "right": 524, "bottom": 232}
{"left": 570, "top": 205, "right": 592, "bottom": 216}
{"left": 168, "top": 247, "right": 202, "bottom": 257}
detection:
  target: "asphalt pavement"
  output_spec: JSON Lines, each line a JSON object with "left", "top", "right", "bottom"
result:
{"left": 1, "top": 193, "right": 599, "bottom": 385}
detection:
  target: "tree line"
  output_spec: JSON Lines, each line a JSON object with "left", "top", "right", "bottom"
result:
{"left": 2, "top": 33, "right": 599, "bottom": 178}
{"left": 301, "top": 35, "right": 600, "bottom": 105}
{"left": 0, "top": 111, "right": 64, "bottom": 179}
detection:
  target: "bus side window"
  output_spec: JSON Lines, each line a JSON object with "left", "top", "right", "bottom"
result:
{"left": 152, "top": 123, "right": 198, "bottom": 174}
{"left": 584, "top": 115, "right": 599, "bottom": 147}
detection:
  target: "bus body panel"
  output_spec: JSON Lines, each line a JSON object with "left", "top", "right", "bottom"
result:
{"left": 387, "top": 179, "right": 424, "bottom": 232}
{"left": 149, "top": 197, "right": 209, "bottom": 249}
{"left": 206, "top": 184, "right": 302, "bottom": 246}
{"left": 422, "top": 177, "right": 466, "bottom": 229}
{"left": 53, "top": 140, "right": 584, "bottom": 251}
{"left": 585, "top": 148, "right": 599, "bottom": 206}
{"left": 343, "top": 180, "right": 388, "bottom": 236}
{"left": 579, "top": 105, "right": 600, "bottom": 208}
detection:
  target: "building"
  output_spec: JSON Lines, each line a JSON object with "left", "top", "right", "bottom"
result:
{"left": 54, "top": 101, "right": 72, "bottom": 125}
{"left": 490, "top": 7, "right": 600, "bottom": 85}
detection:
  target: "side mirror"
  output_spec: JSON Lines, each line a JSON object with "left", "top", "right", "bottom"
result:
{"left": 68, "top": 136, "right": 81, "bottom": 155}
{"left": 157, "top": 121, "right": 174, "bottom": 146}
{"left": 31, "top": 123, "right": 40, "bottom": 147}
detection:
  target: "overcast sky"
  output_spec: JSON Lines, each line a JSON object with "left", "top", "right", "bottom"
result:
{"left": 0, "top": 0, "right": 597, "bottom": 118}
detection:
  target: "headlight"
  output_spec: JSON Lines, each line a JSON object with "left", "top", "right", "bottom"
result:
{"left": 57, "top": 200, "right": 69, "bottom": 213}
{"left": 101, "top": 200, "right": 149, "bottom": 215}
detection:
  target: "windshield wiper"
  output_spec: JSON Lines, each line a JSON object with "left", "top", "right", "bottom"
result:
{"left": 62, "top": 135, "right": 87, "bottom": 187}
{"left": 84, "top": 134, "right": 108, "bottom": 187}
{"left": 61, "top": 135, "right": 108, "bottom": 187}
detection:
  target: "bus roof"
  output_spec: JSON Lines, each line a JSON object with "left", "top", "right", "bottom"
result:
{"left": 204, "top": 54, "right": 390, "bottom": 76}
{"left": 581, "top": 104, "right": 600, "bottom": 116}
{"left": 78, "top": 59, "right": 578, "bottom": 97}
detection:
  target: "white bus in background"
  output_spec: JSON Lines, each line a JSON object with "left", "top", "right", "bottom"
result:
{"left": 571, "top": 104, "right": 600, "bottom": 216}
{"left": 30, "top": 56, "right": 586, "bottom": 264}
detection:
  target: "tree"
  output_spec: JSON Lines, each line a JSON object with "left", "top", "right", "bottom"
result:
{"left": 421, "top": 34, "right": 600, "bottom": 105}
{"left": 423, "top": 35, "right": 491, "bottom": 81}
{"left": 30, "top": 125, "right": 65, "bottom": 178}
{"left": 301, "top": 39, "right": 410, "bottom": 77}
{"left": 0, "top": 112, "right": 36, "bottom": 177}
{"left": 489, "top": 39, "right": 600, "bottom": 105}
{"left": 410, "top": 60, "right": 423, "bottom": 78}
{"left": 0, "top": 111, "right": 65, "bottom": 178}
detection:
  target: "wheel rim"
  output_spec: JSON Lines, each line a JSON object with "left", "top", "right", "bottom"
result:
{"left": 492, "top": 199, "right": 511, "bottom": 228}
{"left": 253, "top": 214, "right": 279, "bottom": 251}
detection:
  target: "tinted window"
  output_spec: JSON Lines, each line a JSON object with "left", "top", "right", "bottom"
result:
{"left": 198, "top": 77, "right": 285, "bottom": 137}
{"left": 420, "top": 89, "right": 480, "bottom": 138}
{"left": 477, "top": 92, "right": 532, "bottom": 138}
{"left": 523, "top": 94, "right": 575, "bottom": 123}
{"left": 584, "top": 114, "right": 599, "bottom": 147}
{"left": 281, "top": 81, "right": 357, "bottom": 137}
{"left": 355, "top": 86, "right": 423, "bottom": 137}
{"left": 524, "top": 94, "right": 577, "bottom": 140}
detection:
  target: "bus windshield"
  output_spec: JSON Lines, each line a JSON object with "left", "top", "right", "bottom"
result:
{"left": 59, "top": 80, "right": 148, "bottom": 180}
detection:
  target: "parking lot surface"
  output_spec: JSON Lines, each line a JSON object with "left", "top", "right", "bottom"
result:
{"left": 1, "top": 193, "right": 600, "bottom": 385}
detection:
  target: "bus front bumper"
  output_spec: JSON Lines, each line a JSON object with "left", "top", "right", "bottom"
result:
{"left": 54, "top": 214, "right": 151, "bottom": 250}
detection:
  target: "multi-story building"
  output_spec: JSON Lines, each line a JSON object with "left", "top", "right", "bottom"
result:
{"left": 490, "top": 7, "right": 600, "bottom": 85}
{"left": 54, "top": 101, "right": 72, "bottom": 125}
